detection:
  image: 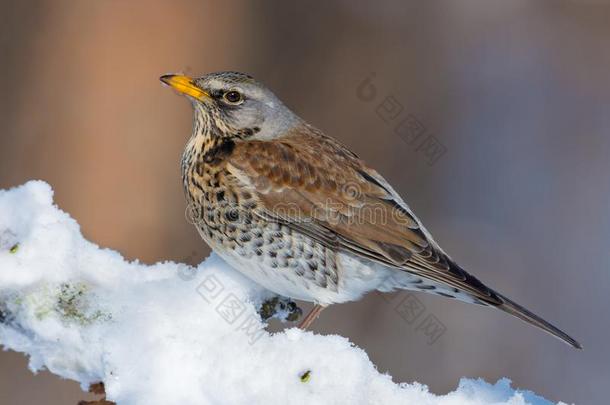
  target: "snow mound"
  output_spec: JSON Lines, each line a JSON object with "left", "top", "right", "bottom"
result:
{"left": 0, "top": 181, "right": 568, "bottom": 405}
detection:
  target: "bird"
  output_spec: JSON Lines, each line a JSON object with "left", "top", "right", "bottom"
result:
{"left": 160, "top": 71, "right": 581, "bottom": 349}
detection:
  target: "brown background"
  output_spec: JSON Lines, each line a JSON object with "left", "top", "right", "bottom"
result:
{"left": 1, "top": 1, "right": 608, "bottom": 404}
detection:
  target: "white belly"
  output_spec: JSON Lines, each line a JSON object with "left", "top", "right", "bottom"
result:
{"left": 197, "top": 225, "right": 425, "bottom": 305}
{"left": 213, "top": 245, "right": 420, "bottom": 305}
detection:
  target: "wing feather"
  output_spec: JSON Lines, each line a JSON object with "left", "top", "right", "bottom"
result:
{"left": 225, "top": 128, "right": 501, "bottom": 304}
{"left": 216, "top": 125, "right": 580, "bottom": 348}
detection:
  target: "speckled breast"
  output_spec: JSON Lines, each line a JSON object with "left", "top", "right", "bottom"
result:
{"left": 182, "top": 156, "right": 342, "bottom": 302}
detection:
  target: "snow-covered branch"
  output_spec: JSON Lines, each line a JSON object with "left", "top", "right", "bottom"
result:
{"left": 0, "top": 181, "right": 568, "bottom": 405}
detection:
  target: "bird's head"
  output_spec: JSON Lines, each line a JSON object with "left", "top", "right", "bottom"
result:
{"left": 160, "top": 71, "right": 300, "bottom": 142}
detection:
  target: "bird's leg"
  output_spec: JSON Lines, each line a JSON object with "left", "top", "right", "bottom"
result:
{"left": 297, "top": 304, "right": 326, "bottom": 330}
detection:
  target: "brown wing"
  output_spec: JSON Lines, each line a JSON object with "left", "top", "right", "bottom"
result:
{"left": 224, "top": 126, "right": 501, "bottom": 305}
{"left": 222, "top": 127, "right": 584, "bottom": 348}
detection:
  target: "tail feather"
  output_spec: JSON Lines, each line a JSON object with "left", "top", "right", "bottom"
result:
{"left": 494, "top": 292, "right": 582, "bottom": 349}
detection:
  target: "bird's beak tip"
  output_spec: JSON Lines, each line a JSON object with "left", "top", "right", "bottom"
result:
{"left": 159, "top": 73, "right": 209, "bottom": 100}
{"left": 159, "top": 74, "right": 176, "bottom": 85}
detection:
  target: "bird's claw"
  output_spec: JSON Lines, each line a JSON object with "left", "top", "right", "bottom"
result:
{"left": 258, "top": 296, "right": 302, "bottom": 322}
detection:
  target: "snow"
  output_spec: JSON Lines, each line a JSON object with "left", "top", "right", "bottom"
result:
{"left": 0, "top": 181, "right": 569, "bottom": 405}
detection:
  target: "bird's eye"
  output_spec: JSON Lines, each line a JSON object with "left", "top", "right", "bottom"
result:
{"left": 223, "top": 90, "right": 243, "bottom": 104}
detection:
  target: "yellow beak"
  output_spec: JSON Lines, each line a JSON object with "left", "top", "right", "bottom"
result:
{"left": 160, "top": 74, "right": 210, "bottom": 101}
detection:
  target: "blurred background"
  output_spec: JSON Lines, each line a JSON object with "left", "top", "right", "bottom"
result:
{"left": 1, "top": 0, "right": 608, "bottom": 403}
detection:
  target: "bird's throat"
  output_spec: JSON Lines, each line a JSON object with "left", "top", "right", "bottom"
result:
{"left": 181, "top": 130, "right": 234, "bottom": 185}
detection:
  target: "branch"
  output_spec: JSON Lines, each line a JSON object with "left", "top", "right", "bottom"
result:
{"left": 0, "top": 181, "right": 566, "bottom": 405}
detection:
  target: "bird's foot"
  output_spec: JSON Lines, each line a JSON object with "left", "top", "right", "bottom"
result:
{"left": 258, "top": 296, "right": 302, "bottom": 322}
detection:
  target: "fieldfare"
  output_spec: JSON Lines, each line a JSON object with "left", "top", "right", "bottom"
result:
{"left": 160, "top": 71, "right": 581, "bottom": 349}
